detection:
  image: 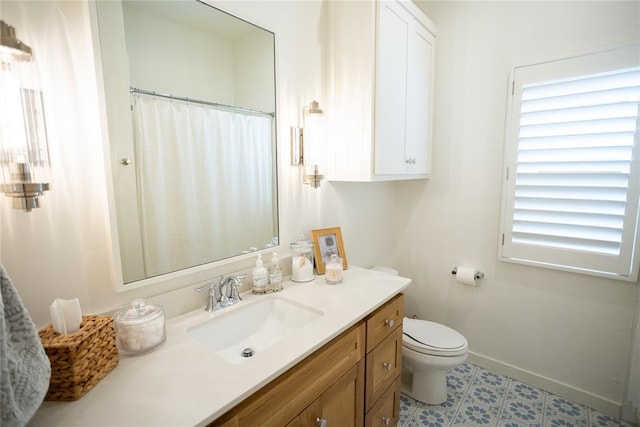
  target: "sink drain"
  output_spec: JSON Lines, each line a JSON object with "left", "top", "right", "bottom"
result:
{"left": 241, "top": 347, "right": 255, "bottom": 358}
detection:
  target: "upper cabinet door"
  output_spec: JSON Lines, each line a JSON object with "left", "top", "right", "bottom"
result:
{"left": 375, "top": 1, "right": 410, "bottom": 176}
{"left": 404, "top": 21, "right": 435, "bottom": 176}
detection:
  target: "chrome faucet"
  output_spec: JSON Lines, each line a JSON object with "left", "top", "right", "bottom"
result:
{"left": 219, "top": 274, "right": 245, "bottom": 306}
{"left": 194, "top": 273, "right": 246, "bottom": 311}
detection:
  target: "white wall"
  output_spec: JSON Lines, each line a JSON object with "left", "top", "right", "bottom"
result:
{"left": 397, "top": 0, "right": 640, "bottom": 415}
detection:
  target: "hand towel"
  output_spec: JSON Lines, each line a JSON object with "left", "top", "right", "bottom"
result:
{"left": 0, "top": 264, "right": 51, "bottom": 426}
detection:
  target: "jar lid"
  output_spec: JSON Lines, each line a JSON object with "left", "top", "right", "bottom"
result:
{"left": 290, "top": 239, "right": 313, "bottom": 251}
{"left": 327, "top": 253, "right": 342, "bottom": 264}
{"left": 116, "top": 299, "right": 163, "bottom": 326}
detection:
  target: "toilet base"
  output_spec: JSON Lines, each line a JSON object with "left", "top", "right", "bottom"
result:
{"left": 401, "top": 346, "right": 468, "bottom": 405}
{"left": 401, "top": 366, "right": 449, "bottom": 404}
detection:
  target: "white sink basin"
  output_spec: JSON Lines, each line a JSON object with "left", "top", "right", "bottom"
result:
{"left": 187, "top": 297, "right": 323, "bottom": 364}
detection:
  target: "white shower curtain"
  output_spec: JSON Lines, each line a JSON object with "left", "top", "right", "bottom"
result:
{"left": 131, "top": 94, "right": 274, "bottom": 277}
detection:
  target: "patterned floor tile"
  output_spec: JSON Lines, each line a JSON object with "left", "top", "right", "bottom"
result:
{"left": 589, "top": 411, "right": 635, "bottom": 427}
{"left": 398, "top": 362, "right": 633, "bottom": 427}
{"left": 500, "top": 399, "right": 543, "bottom": 424}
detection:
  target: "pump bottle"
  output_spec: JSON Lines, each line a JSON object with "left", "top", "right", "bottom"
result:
{"left": 252, "top": 254, "right": 268, "bottom": 294}
{"left": 268, "top": 252, "right": 283, "bottom": 292}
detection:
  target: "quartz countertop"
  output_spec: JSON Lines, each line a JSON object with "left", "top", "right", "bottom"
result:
{"left": 30, "top": 266, "right": 411, "bottom": 426}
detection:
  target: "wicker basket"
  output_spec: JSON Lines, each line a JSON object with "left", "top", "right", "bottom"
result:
{"left": 38, "top": 315, "right": 119, "bottom": 401}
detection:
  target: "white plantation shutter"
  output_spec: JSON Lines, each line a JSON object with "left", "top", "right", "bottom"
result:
{"left": 500, "top": 45, "right": 640, "bottom": 280}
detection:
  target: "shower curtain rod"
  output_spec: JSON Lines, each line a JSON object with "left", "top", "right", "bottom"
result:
{"left": 130, "top": 87, "right": 275, "bottom": 118}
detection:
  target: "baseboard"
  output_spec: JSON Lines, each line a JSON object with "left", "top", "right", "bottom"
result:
{"left": 467, "top": 352, "right": 622, "bottom": 419}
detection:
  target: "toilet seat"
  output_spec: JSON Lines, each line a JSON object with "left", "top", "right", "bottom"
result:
{"left": 403, "top": 318, "right": 468, "bottom": 357}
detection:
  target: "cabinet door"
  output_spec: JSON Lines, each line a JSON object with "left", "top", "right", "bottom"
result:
{"left": 322, "top": 360, "right": 365, "bottom": 427}
{"left": 375, "top": 0, "right": 409, "bottom": 176}
{"left": 405, "top": 21, "right": 434, "bottom": 175}
{"left": 287, "top": 361, "right": 364, "bottom": 427}
{"left": 376, "top": 0, "right": 434, "bottom": 177}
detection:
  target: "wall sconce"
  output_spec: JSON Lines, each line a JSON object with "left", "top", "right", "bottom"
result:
{"left": 0, "top": 20, "right": 50, "bottom": 211}
{"left": 291, "top": 100, "right": 324, "bottom": 189}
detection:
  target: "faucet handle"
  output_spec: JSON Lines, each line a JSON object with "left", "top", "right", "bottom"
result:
{"left": 194, "top": 282, "right": 222, "bottom": 311}
{"left": 194, "top": 282, "right": 212, "bottom": 292}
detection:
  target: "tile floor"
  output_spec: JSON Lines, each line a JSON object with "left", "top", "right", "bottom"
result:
{"left": 399, "top": 362, "right": 635, "bottom": 427}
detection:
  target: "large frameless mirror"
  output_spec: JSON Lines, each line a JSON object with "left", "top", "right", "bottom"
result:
{"left": 92, "top": 0, "right": 278, "bottom": 288}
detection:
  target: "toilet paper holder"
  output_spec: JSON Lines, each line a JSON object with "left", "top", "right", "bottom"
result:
{"left": 451, "top": 267, "right": 484, "bottom": 280}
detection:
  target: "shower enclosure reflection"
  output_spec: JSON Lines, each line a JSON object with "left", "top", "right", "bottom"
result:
{"left": 93, "top": 0, "right": 278, "bottom": 285}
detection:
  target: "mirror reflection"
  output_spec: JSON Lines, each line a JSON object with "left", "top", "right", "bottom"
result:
{"left": 96, "top": 1, "right": 278, "bottom": 284}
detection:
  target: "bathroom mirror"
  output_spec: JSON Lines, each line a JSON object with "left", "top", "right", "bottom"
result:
{"left": 92, "top": 0, "right": 278, "bottom": 287}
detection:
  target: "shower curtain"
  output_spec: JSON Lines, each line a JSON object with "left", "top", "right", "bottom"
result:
{"left": 131, "top": 94, "right": 274, "bottom": 277}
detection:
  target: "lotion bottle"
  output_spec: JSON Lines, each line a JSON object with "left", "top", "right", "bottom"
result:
{"left": 268, "top": 252, "right": 283, "bottom": 292}
{"left": 252, "top": 254, "right": 268, "bottom": 294}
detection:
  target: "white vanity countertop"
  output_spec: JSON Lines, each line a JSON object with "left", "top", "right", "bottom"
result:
{"left": 30, "top": 267, "right": 411, "bottom": 427}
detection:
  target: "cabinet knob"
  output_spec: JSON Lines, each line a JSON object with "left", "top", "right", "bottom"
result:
{"left": 384, "top": 319, "right": 394, "bottom": 328}
{"left": 382, "top": 417, "right": 391, "bottom": 425}
{"left": 383, "top": 362, "right": 393, "bottom": 371}
{"left": 405, "top": 158, "right": 417, "bottom": 165}
{"left": 316, "top": 417, "right": 327, "bottom": 427}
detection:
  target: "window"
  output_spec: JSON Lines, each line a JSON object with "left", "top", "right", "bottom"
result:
{"left": 499, "top": 45, "right": 640, "bottom": 281}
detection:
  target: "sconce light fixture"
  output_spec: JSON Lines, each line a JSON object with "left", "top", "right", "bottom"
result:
{"left": 291, "top": 100, "right": 324, "bottom": 189}
{"left": 0, "top": 20, "right": 51, "bottom": 211}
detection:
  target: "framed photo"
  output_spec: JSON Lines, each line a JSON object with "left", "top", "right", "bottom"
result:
{"left": 311, "top": 227, "right": 348, "bottom": 274}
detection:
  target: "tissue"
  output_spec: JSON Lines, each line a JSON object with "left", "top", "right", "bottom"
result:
{"left": 50, "top": 298, "right": 82, "bottom": 334}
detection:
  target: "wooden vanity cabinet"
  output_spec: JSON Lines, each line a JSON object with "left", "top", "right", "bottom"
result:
{"left": 210, "top": 294, "right": 404, "bottom": 427}
{"left": 364, "top": 294, "right": 404, "bottom": 425}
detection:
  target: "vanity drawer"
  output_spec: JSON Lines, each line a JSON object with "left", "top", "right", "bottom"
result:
{"left": 366, "top": 294, "right": 404, "bottom": 353}
{"left": 365, "top": 326, "right": 402, "bottom": 411}
{"left": 365, "top": 377, "right": 401, "bottom": 427}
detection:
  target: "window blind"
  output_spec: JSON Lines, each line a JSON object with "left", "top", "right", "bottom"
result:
{"left": 514, "top": 68, "right": 639, "bottom": 255}
{"left": 499, "top": 45, "right": 640, "bottom": 280}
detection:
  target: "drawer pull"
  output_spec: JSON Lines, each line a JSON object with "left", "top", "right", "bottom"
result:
{"left": 384, "top": 319, "right": 394, "bottom": 328}
{"left": 383, "top": 362, "right": 393, "bottom": 371}
{"left": 316, "top": 417, "right": 327, "bottom": 427}
{"left": 382, "top": 417, "right": 391, "bottom": 425}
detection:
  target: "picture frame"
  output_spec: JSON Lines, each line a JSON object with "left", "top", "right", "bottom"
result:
{"left": 311, "top": 227, "right": 348, "bottom": 274}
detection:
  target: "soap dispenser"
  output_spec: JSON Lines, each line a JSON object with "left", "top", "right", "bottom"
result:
{"left": 252, "top": 254, "right": 268, "bottom": 294}
{"left": 268, "top": 252, "right": 283, "bottom": 292}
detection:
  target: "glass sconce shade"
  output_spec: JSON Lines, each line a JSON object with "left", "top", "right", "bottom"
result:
{"left": 0, "top": 20, "right": 50, "bottom": 211}
{"left": 293, "top": 100, "right": 325, "bottom": 189}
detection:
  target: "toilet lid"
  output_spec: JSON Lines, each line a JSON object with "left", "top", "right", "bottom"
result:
{"left": 403, "top": 318, "right": 468, "bottom": 356}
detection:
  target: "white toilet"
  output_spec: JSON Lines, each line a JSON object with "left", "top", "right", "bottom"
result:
{"left": 401, "top": 317, "right": 468, "bottom": 404}
{"left": 369, "top": 266, "right": 469, "bottom": 405}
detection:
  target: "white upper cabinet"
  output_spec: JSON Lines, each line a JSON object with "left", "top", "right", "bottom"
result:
{"left": 327, "top": 0, "right": 436, "bottom": 182}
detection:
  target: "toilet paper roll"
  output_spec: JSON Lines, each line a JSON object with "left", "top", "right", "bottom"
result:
{"left": 455, "top": 266, "right": 478, "bottom": 286}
